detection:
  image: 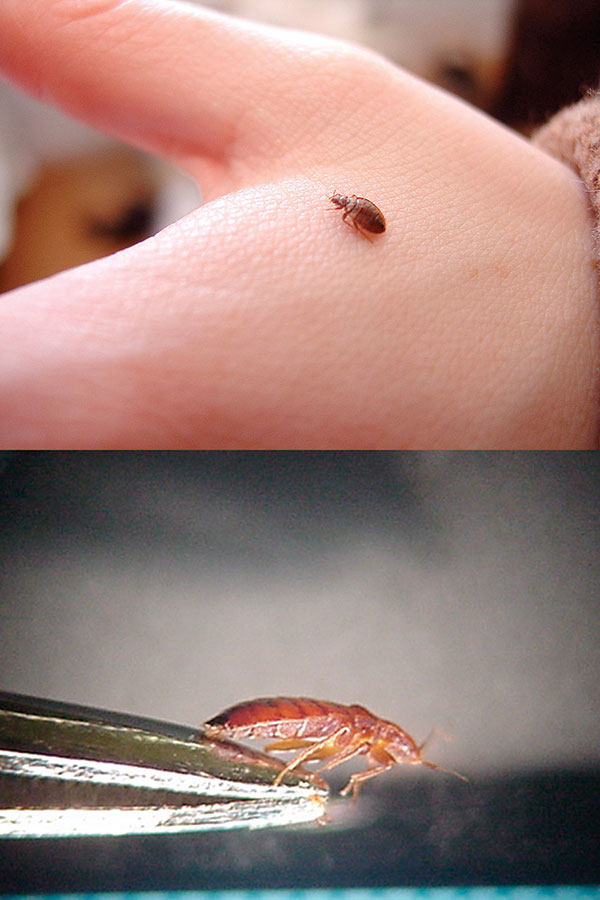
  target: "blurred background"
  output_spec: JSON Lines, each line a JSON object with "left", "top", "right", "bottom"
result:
{"left": 2, "top": 0, "right": 600, "bottom": 292}
{"left": 1, "top": 450, "right": 598, "bottom": 777}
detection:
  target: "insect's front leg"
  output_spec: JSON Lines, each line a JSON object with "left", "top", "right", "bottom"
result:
{"left": 339, "top": 748, "right": 395, "bottom": 799}
{"left": 339, "top": 761, "right": 395, "bottom": 799}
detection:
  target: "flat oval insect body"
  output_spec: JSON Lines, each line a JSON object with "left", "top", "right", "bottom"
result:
{"left": 205, "top": 696, "right": 464, "bottom": 798}
{"left": 329, "top": 193, "right": 386, "bottom": 240}
{"left": 206, "top": 696, "right": 352, "bottom": 740}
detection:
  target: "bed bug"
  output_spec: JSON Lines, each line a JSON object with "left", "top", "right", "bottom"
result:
{"left": 204, "top": 697, "right": 465, "bottom": 798}
{"left": 329, "top": 192, "right": 386, "bottom": 242}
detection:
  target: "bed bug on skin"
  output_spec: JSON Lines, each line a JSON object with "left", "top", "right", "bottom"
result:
{"left": 204, "top": 696, "right": 466, "bottom": 798}
{"left": 329, "top": 193, "right": 386, "bottom": 242}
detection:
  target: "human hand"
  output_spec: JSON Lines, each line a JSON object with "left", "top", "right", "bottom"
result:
{"left": 1, "top": 0, "right": 597, "bottom": 447}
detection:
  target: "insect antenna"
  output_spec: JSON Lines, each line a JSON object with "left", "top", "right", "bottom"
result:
{"left": 420, "top": 757, "right": 468, "bottom": 782}
{"left": 418, "top": 729, "right": 468, "bottom": 782}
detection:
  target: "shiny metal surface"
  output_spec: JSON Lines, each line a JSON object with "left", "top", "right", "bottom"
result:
{"left": 0, "top": 692, "right": 327, "bottom": 837}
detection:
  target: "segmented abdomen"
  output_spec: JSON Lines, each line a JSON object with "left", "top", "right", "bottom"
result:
{"left": 352, "top": 199, "right": 386, "bottom": 233}
{"left": 205, "top": 696, "right": 353, "bottom": 740}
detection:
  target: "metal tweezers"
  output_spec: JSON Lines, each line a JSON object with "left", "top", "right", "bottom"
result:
{"left": 0, "top": 691, "right": 327, "bottom": 838}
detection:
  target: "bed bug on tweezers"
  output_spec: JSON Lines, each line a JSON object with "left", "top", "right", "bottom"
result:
{"left": 329, "top": 192, "right": 386, "bottom": 242}
{"left": 204, "top": 696, "right": 466, "bottom": 798}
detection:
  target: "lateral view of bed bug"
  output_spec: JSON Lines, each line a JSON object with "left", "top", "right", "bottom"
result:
{"left": 204, "top": 696, "right": 465, "bottom": 798}
{"left": 329, "top": 192, "right": 386, "bottom": 242}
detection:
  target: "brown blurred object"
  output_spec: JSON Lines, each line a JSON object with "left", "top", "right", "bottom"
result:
{"left": 493, "top": 0, "right": 600, "bottom": 131}
{"left": 0, "top": 147, "right": 157, "bottom": 293}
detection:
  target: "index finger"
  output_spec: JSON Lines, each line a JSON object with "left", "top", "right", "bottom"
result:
{"left": 0, "top": 0, "right": 378, "bottom": 177}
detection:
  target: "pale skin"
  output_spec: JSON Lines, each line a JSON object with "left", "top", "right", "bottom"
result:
{"left": 0, "top": 0, "right": 598, "bottom": 448}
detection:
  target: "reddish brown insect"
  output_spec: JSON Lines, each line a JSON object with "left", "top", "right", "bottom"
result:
{"left": 329, "top": 192, "right": 386, "bottom": 242}
{"left": 204, "top": 697, "right": 465, "bottom": 798}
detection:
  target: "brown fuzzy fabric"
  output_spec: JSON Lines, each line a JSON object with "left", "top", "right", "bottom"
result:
{"left": 534, "top": 94, "right": 600, "bottom": 262}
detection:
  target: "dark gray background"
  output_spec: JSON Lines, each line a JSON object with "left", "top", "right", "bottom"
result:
{"left": 1, "top": 451, "right": 599, "bottom": 780}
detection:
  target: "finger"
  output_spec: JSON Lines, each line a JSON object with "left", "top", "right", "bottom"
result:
{"left": 0, "top": 0, "right": 360, "bottom": 170}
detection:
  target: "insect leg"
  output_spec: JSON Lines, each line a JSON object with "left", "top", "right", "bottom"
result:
{"left": 315, "top": 740, "right": 370, "bottom": 773}
{"left": 333, "top": 205, "right": 375, "bottom": 244}
{"left": 342, "top": 213, "right": 374, "bottom": 244}
{"left": 339, "top": 760, "right": 395, "bottom": 798}
{"left": 358, "top": 229, "right": 375, "bottom": 245}
{"left": 339, "top": 746, "right": 395, "bottom": 798}
{"left": 272, "top": 725, "right": 350, "bottom": 786}
{"left": 264, "top": 738, "right": 314, "bottom": 752}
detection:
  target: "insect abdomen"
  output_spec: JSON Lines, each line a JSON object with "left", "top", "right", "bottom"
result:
{"left": 353, "top": 200, "right": 386, "bottom": 233}
{"left": 205, "top": 696, "right": 351, "bottom": 740}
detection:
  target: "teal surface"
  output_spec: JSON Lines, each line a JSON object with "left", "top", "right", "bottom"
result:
{"left": 2, "top": 887, "right": 599, "bottom": 900}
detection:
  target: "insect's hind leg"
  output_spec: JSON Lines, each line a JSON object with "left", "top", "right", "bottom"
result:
{"left": 342, "top": 212, "right": 374, "bottom": 244}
